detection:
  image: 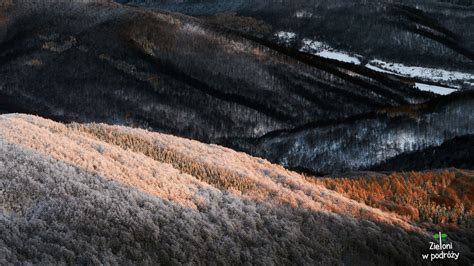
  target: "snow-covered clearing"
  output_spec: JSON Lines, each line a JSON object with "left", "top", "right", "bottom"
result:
{"left": 367, "top": 59, "right": 474, "bottom": 82}
{"left": 300, "top": 38, "right": 362, "bottom": 64}
{"left": 414, "top": 83, "right": 457, "bottom": 95}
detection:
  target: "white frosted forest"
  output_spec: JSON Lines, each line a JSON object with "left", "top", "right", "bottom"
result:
{"left": 0, "top": 114, "right": 445, "bottom": 264}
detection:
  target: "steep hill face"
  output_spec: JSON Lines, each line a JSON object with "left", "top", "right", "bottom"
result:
{"left": 3, "top": 114, "right": 469, "bottom": 264}
{"left": 232, "top": 92, "right": 474, "bottom": 174}
{"left": 1, "top": 0, "right": 472, "bottom": 175}
{"left": 131, "top": 0, "right": 474, "bottom": 75}
{"left": 0, "top": 0, "right": 431, "bottom": 144}
{"left": 371, "top": 135, "right": 474, "bottom": 171}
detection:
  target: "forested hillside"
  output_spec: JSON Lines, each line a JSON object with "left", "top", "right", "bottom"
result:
{"left": 132, "top": 0, "right": 474, "bottom": 76}
{"left": 1, "top": 0, "right": 430, "bottom": 141}
{"left": 2, "top": 0, "right": 473, "bottom": 174}
{"left": 0, "top": 114, "right": 472, "bottom": 264}
{"left": 372, "top": 135, "right": 474, "bottom": 171}
{"left": 1, "top": 0, "right": 453, "bottom": 174}
{"left": 232, "top": 92, "right": 474, "bottom": 174}
{"left": 1, "top": 1, "right": 474, "bottom": 263}
{"left": 314, "top": 169, "right": 474, "bottom": 253}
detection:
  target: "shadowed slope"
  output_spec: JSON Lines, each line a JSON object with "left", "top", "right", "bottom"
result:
{"left": 0, "top": 0, "right": 432, "bottom": 144}
{"left": 135, "top": 0, "right": 474, "bottom": 73}
{"left": 233, "top": 92, "right": 474, "bottom": 174}
{"left": 2, "top": 114, "right": 471, "bottom": 264}
{"left": 372, "top": 135, "right": 474, "bottom": 171}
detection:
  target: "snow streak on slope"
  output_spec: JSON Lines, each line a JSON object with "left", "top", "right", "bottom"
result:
{"left": 297, "top": 37, "right": 470, "bottom": 94}
{"left": 0, "top": 114, "right": 433, "bottom": 264}
{"left": 367, "top": 59, "right": 474, "bottom": 84}
{"left": 300, "top": 38, "right": 362, "bottom": 64}
{"left": 414, "top": 83, "right": 457, "bottom": 95}
{"left": 275, "top": 35, "right": 363, "bottom": 64}
{"left": 365, "top": 59, "right": 474, "bottom": 94}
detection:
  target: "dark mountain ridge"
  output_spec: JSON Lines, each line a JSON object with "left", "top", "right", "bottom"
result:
{"left": 230, "top": 91, "right": 474, "bottom": 174}
{"left": 131, "top": 0, "right": 474, "bottom": 74}
{"left": 1, "top": 0, "right": 472, "bottom": 174}
{"left": 0, "top": 1, "right": 431, "bottom": 139}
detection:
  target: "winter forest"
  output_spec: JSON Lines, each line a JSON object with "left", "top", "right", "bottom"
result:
{"left": 0, "top": 0, "right": 473, "bottom": 264}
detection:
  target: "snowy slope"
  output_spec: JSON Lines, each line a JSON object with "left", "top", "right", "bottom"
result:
{"left": 300, "top": 38, "right": 362, "bottom": 64}
{"left": 277, "top": 33, "right": 472, "bottom": 95}
{"left": 367, "top": 59, "right": 474, "bottom": 84}
{"left": 414, "top": 83, "right": 457, "bottom": 95}
{"left": 0, "top": 114, "right": 436, "bottom": 264}
{"left": 366, "top": 59, "right": 474, "bottom": 93}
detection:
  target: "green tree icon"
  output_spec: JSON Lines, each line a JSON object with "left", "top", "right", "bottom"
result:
{"left": 433, "top": 233, "right": 447, "bottom": 240}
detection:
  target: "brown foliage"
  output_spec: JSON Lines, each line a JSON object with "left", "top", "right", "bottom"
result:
{"left": 312, "top": 170, "right": 474, "bottom": 225}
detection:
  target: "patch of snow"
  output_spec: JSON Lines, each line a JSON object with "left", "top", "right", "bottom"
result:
{"left": 275, "top": 31, "right": 296, "bottom": 45}
{"left": 464, "top": 81, "right": 474, "bottom": 87}
{"left": 300, "top": 38, "right": 361, "bottom": 64}
{"left": 415, "top": 83, "right": 457, "bottom": 95}
{"left": 182, "top": 23, "right": 207, "bottom": 36}
{"left": 301, "top": 39, "right": 327, "bottom": 51}
{"left": 317, "top": 51, "right": 361, "bottom": 64}
{"left": 365, "top": 64, "right": 394, "bottom": 74}
{"left": 367, "top": 59, "right": 474, "bottom": 82}
{"left": 295, "top": 10, "right": 313, "bottom": 18}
